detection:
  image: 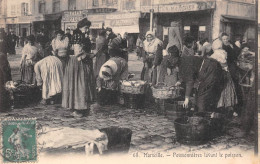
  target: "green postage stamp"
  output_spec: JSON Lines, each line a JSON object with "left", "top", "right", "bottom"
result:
{"left": 1, "top": 118, "right": 37, "bottom": 163}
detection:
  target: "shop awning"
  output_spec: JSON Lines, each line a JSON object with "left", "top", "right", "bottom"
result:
{"left": 105, "top": 12, "right": 141, "bottom": 34}
{"left": 221, "top": 15, "right": 256, "bottom": 23}
{"left": 45, "top": 12, "right": 63, "bottom": 21}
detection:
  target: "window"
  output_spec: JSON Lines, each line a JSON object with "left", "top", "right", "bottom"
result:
{"left": 68, "top": 0, "right": 76, "bottom": 10}
{"left": 21, "top": 3, "right": 29, "bottom": 16}
{"left": 102, "top": 0, "right": 106, "bottom": 5}
{"left": 113, "top": 0, "right": 118, "bottom": 4}
{"left": 93, "top": 0, "right": 98, "bottom": 6}
{"left": 39, "top": 1, "right": 46, "bottom": 13}
{"left": 107, "top": 0, "right": 113, "bottom": 5}
{"left": 123, "top": 0, "right": 135, "bottom": 10}
{"left": 141, "top": 0, "right": 151, "bottom": 6}
{"left": 11, "top": 5, "right": 16, "bottom": 15}
{"left": 53, "top": 0, "right": 60, "bottom": 13}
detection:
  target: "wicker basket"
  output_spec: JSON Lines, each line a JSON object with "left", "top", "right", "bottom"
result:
{"left": 237, "top": 61, "right": 253, "bottom": 71}
{"left": 120, "top": 80, "right": 147, "bottom": 94}
{"left": 152, "top": 83, "right": 181, "bottom": 99}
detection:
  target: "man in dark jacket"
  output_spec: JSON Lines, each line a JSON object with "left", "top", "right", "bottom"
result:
{"left": 6, "top": 30, "right": 17, "bottom": 55}
{"left": 106, "top": 27, "right": 117, "bottom": 45}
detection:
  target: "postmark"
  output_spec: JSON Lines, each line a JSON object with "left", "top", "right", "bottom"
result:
{"left": 1, "top": 118, "right": 37, "bottom": 163}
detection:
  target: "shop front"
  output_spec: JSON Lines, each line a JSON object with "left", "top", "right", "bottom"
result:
{"left": 105, "top": 12, "right": 141, "bottom": 49}
{"left": 61, "top": 10, "right": 85, "bottom": 32}
{"left": 33, "top": 12, "right": 62, "bottom": 39}
{"left": 219, "top": 1, "right": 256, "bottom": 50}
{"left": 6, "top": 17, "right": 18, "bottom": 34}
{"left": 140, "top": 1, "right": 216, "bottom": 42}
{"left": 17, "top": 16, "right": 32, "bottom": 37}
{"left": 87, "top": 14, "right": 106, "bottom": 39}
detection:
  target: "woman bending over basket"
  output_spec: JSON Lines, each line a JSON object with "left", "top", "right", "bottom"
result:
{"left": 173, "top": 45, "right": 224, "bottom": 112}
{"left": 96, "top": 38, "right": 128, "bottom": 106}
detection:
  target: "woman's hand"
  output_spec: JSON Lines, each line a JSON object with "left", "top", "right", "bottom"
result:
{"left": 183, "top": 97, "right": 189, "bottom": 109}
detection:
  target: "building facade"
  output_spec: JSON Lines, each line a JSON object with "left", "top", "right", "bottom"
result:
{"left": 0, "top": 0, "right": 257, "bottom": 45}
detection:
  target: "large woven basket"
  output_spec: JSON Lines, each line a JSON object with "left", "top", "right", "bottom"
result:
{"left": 152, "top": 83, "right": 181, "bottom": 99}
{"left": 120, "top": 80, "right": 147, "bottom": 94}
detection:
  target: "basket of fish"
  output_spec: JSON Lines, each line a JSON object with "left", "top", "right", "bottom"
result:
{"left": 152, "top": 83, "right": 182, "bottom": 99}
{"left": 120, "top": 80, "right": 147, "bottom": 94}
{"left": 5, "top": 81, "right": 41, "bottom": 108}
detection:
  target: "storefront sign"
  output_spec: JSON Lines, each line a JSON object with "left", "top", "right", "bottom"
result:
{"left": 62, "top": 10, "right": 84, "bottom": 22}
{"left": 140, "top": 5, "right": 159, "bottom": 13}
{"left": 17, "top": 16, "right": 32, "bottom": 24}
{"left": 141, "top": 2, "right": 215, "bottom": 13}
{"left": 84, "top": 8, "right": 117, "bottom": 14}
{"left": 105, "top": 12, "right": 140, "bottom": 20}
{"left": 6, "top": 18, "right": 17, "bottom": 24}
{"left": 33, "top": 15, "right": 45, "bottom": 21}
{"left": 87, "top": 15, "right": 106, "bottom": 22}
{"left": 229, "top": 0, "right": 255, "bottom": 4}
{"left": 155, "top": 0, "right": 216, "bottom": 5}
{"left": 108, "top": 18, "right": 138, "bottom": 27}
{"left": 159, "top": 2, "right": 215, "bottom": 13}
{"left": 90, "top": 22, "right": 103, "bottom": 29}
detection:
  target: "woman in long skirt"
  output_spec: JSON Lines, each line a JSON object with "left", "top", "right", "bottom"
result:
{"left": 20, "top": 35, "right": 40, "bottom": 84}
{"left": 210, "top": 39, "right": 238, "bottom": 113}
{"left": 62, "top": 18, "right": 95, "bottom": 117}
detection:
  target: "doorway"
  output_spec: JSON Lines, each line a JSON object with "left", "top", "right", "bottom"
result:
{"left": 190, "top": 25, "right": 199, "bottom": 41}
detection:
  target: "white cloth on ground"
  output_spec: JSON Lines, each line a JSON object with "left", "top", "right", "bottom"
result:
{"left": 38, "top": 127, "right": 108, "bottom": 155}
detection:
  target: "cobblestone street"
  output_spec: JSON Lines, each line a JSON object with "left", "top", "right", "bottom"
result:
{"left": 0, "top": 47, "right": 257, "bottom": 160}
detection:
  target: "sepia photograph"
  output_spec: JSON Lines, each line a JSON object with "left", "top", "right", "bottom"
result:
{"left": 0, "top": 0, "right": 258, "bottom": 163}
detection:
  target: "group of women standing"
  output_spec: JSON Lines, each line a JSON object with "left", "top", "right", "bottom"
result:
{"left": 20, "top": 18, "right": 96, "bottom": 117}
{"left": 139, "top": 21, "right": 254, "bottom": 117}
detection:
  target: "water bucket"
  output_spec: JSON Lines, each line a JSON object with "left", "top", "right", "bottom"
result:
{"left": 174, "top": 116, "right": 211, "bottom": 145}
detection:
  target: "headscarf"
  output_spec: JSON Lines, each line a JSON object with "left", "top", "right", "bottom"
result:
{"left": 99, "top": 60, "right": 118, "bottom": 81}
{"left": 212, "top": 39, "right": 223, "bottom": 51}
{"left": 143, "top": 31, "right": 163, "bottom": 54}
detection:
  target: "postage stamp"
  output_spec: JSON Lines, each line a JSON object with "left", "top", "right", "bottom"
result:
{"left": 1, "top": 118, "right": 37, "bottom": 163}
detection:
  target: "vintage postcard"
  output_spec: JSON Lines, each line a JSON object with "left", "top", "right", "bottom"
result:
{"left": 0, "top": 0, "right": 258, "bottom": 163}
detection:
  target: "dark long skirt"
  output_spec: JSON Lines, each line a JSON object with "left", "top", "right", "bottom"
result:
{"left": 62, "top": 56, "right": 95, "bottom": 110}
{"left": 196, "top": 59, "right": 224, "bottom": 112}
{"left": 21, "top": 65, "right": 34, "bottom": 84}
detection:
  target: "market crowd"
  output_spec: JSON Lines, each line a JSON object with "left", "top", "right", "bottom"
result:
{"left": 0, "top": 19, "right": 256, "bottom": 136}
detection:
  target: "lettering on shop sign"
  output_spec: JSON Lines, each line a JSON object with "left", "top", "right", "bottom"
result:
{"left": 159, "top": 3, "right": 199, "bottom": 13}
{"left": 62, "top": 10, "right": 85, "bottom": 22}
{"left": 156, "top": 0, "right": 215, "bottom": 5}
{"left": 229, "top": 0, "right": 255, "bottom": 4}
{"left": 106, "top": 12, "right": 140, "bottom": 20}
{"left": 90, "top": 22, "right": 103, "bottom": 29}
{"left": 109, "top": 18, "right": 138, "bottom": 27}
{"left": 141, "top": 2, "right": 215, "bottom": 13}
{"left": 84, "top": 8, "right": 117, "bottom": 14}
